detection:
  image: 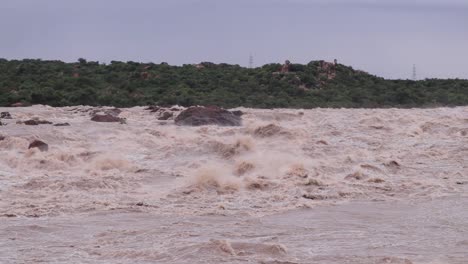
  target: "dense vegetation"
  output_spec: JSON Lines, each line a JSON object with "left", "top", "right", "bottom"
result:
{"left": 1, "top": 58, "right": 467, "bottom": 108}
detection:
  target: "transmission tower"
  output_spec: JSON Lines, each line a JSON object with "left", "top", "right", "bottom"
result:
{"left": 249, "top": 54, "right": 254, "bottom": 69}
{"left": 412, "top": 64, "right": 417, "bottom": 80}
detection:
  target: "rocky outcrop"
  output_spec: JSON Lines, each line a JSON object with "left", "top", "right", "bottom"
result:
{"left": 91, "top": 114, "right": 125, "bottom": 123}
{"left": 318, "top": 60, "right": 337, "bottom": 81}
{"left": 28, "top": 140, "right": 48, "bottom": 152}
{"left": 175, "top": 106, "right": 241, "bottom": 126}
{"left": 140, "top": 72, "right": 149, "bottom": 79}
{"left": 280, "top": 60, "right": 291, "bottom": 73}
{"left": 1, "top": 112, "right": 12, "bottom": 119}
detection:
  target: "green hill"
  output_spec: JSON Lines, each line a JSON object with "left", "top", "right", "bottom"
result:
{"left": 1, "top": 58, "right": 467, "bottom": 108}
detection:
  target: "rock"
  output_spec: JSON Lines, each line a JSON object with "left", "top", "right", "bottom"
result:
{"left": 37, "top": 120, "right": 53, "bottom": 125}
{"left": 91, "top": 114, "right": 125, "bottom": 123}
{"left": 24, "top": 119, "right": 53, "bottom": 125}
{"left": 253, "top": 124, "right": 289, "bottom": 137}
{"left": 53, "top": 123, "right": 70, "bottom": 126}
{"left": 145, "top": 106, "right": 160, "bottom": 112}
{"left": 105, "top": 108, "right": 122, "bottom": 117}
{"left": 231, "top": 110, "right": 243, "bottom": 116}
{"left": 0, "top": 135, "right": 5, "bottom": 141}
{"left": 1, "top": 112, "right": 12, "bottom": 119}
{"left": 280, "top": 60, "right": 291, "bottom": 73}
{"left": 89, "top": 108, "right": 121, "bottom": 117}
{"left": 28, "top": 140, "right": 48, "bottom": 152}
{"left": 158, "top": 111, "right": 173, "bottom": 120}
{"left": 175, "top": 106, "right": 241, "bottom": 126}
{"left": 2, "top": 214, "right": 16, "bottom": 218}
{"left": 140, "top": 71, "right": 149, "bottom": 79}
{"left": 24, "top": 120, "right": 38, "bottom": 125}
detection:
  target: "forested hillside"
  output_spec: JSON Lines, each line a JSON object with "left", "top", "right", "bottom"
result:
{"left": 1, "top": 58, "right": 467, "bottom": 108}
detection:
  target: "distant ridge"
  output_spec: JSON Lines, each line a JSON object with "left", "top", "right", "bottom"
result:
{"left": 0, "top": 58, "right": 467, "bottom": 108}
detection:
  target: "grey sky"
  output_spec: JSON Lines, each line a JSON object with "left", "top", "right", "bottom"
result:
{"left": 1, "top": 0, "right": 467, "bottom": 79}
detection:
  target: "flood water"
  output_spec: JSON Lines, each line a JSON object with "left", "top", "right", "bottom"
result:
{"left": 1, "top": 106, "right": 467, "bottom": 263}
{"left": 1, "top": 196, "right": 466, "bottom": 263}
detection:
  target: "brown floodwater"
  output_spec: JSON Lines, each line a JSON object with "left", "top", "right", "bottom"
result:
{"left": 1, "top": 196, "right": 467, "bottom": 263}
{"left": 0, "top": 105, "right": 467, "bottom": 263}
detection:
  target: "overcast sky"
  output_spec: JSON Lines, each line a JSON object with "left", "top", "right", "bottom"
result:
{"left": 1, "top": 0, "right": 467, "bottom": 79}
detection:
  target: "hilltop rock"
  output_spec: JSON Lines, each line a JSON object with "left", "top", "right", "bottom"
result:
{"left": 91, "top": 114, "right": 125, "bottom": 123}
{"left": 280, "top": 60, "right": 291, "bottom": 73}
{"left": 1, "top": 112, "right": 12, "bottom": 119}
{"left": 175, "top": 106, "right": 241, "bottom": 126}
{"left": 28, "top": 140, "right": 48, "bottom": 152}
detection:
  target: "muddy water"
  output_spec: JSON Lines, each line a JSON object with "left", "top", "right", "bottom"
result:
{"left": 0, "top": 105, "right": 467, "bottom": 263}
{"left": 1, "top": 196, "right": 467, "bottom": 263}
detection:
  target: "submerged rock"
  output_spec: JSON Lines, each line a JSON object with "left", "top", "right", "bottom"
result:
{"left": 91, "top": 114, "right": 125, "bottom": 123}
{"left": 231, "top": 110, "right": 243, "bottom": 117}
{"left": 53, "top": 123, "right": 71, "bottom": 126}
{"left": 24, "top": 119, "right": 53, "bottom": 125}
{"left": 175, "top": 106, "right": 241, "bottom": 126}
{"left": 89, "top": 107, "right": 121, "bottom": 117}
{"left": 28, "top": 140, "right": 48, "bottom": 152}
{"left": 145, "top": 105, "right": 160, "bottom": 112}
{"left": 158, "top": 111, "right": 173, "bottom": 120}
{"left": 253, "top": 124, "right": 289, "bottom": 137}
{"left": 1, "top": 112, "right": 12, "bottom": 119}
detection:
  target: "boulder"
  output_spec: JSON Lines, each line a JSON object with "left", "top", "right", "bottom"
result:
{"left": 145, "top": 106, "right": 160, "bottom": 112}
{"left": 158, "top": 111, "right": 173, "bottom": 120}
{"left": 280, "top": 60, "right": 291, "bottom": 73}
{"left": 24, "top": 120, "right": 38, "bottom": 125}
{"left": 53, "top": 123, "right": 70, "bottom": 126}
{"left": 28, "top": 140, "right": 48, "bottom": 152}
{"left": 0, "top": 135, "right": 5, "bottom": 141}
{"left": 89, "top": 108, "right": 121, "bottom": 117}
{"left": 104, "top": 108, "right": 122, "bottom": 117}
{"left": 175, "top": 106, "right": 241, "bottom": 126}
{"left": 231, "top": 110, "right": 243, "bottom": 117}
{"left": 91, "top": 114, "right": 125, "bottom": 123}
{"left": 24, "top": 119, "right": 53, "bottom": 125}
{"left": 253, "top": 124, "right": 290, "bottom": 137}
{"left": 0, "top": 112, "right": 12, "bottom": 119}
